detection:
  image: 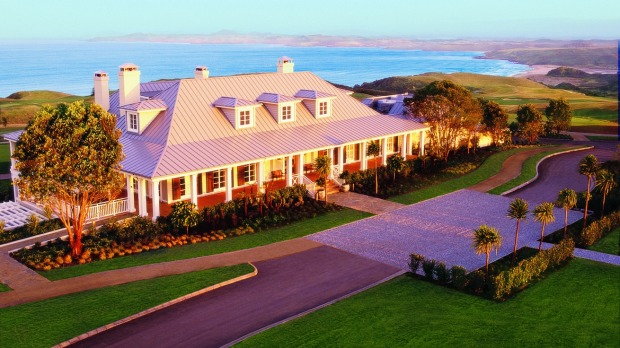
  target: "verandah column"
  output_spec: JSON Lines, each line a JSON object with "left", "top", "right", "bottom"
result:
{"left": 328, "top": 148, "right": 335, "bottom": 179}
{"left": 137, "top": 177, "right": 147, "bottom": 217}
{"left": 257, "top": 161, "right": 264, "bottom": 191}
{"left": 286, "top": 156, "right": 293, "bottom": 187}
{"left": 337, "top": 145, "right": 344, "bottom": 174}
{"left": 419, "top": 131, "right": 426, "bottom": 156}
{"left": 406, "top": 132, "right": 413, "bottom": 156}
{"left": 126, "top": 175, "right": 136, "bottom": 212}
{"left": 151, "top": 179, "right": 160, "bottom": 221}
{"left": 360, "top": 141, "right": 368, "bottom": 170}
{"left": 190, "top": 173, "right": 198, "bottom": 206}
{"left": 400, "top": 134, "right": 407, "bottom": 157}
{"left": 381, "top": 137, "right": 388, "bottom": 165}
{"left": 225, "top": 167, "right": 233, "bottom": 202}
{"left": 296, "top": 153, "right": 304, "bottom": 183}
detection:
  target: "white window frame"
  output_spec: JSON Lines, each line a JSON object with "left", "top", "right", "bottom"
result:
{"left": 386, "top": 137, "right": 394, "bottom": 153}
{"left": 128, "top": 113, "right": 139, "bottom": 132}
{"left": 237, "top": 108, "right": 254, "bottom": 128}
{"left": 318, "top": 100, "right": 330, "bottom": 117}
{"left": 179, "top": 177, "right": 186, "bottom": 196}
{"left": 345, "top": 144, "right": 356, "bottom": 163}
{"left": 244, "top": 164, "right": 256, "bottom": 183}
{"left": 280, "top": 105, "right": 294, "bottom": 123}
{"left": 213, "top": 169, "right": 226, "bottom": 190}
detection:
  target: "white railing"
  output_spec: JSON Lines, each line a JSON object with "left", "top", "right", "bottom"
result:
{"left": 331, "top": 165, "right": 344, "bottom": 186}
{"left": 292, "top": 173, "right": 301, "bottom": 186}
{"left": 87, "top": 198, "right": 129, "bottom": 221}
{"left": 302, "top": 175, "right": 315, "bottom": 198}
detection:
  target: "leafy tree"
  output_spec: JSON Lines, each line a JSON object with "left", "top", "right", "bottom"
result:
{"left": 13, "top": 101, "right": 124, "bottom": 257}
{"left": 480, "top": 99, "right": 509, "bottom": 147}
{"left": 595, "top": 169, "right": 616, "bottom": 217}
{"left": 406, "top": 80, "right": 482, "bottom": 161}
{"left": 169, "top": 201, "right": 199, "bottom": 234}
{"left": 386, "top": 154, "right": 405, "bottom": 182}
{"left": 555, "top": 188, "right": 577, "bottom": 238}
{"left": 545, "top": 98, "right": 572, "bottom": 136}
{"left": 472, "top": 224, "right": 502, "bottom": 276}
{"left": 533, "top": 202, "right": 556, "bottom": 251}
{"left": 507, "top": 198, "right": 528, "bottom": 263}
{"left": 579, "top": 154, "right": 599, "bottom": 227}
{"left": 516, "top": 104, "right": 544, "bottom": 144}
{"left": 367, "top": 141, "right": 381, "bottom": 194}
{"left": 314, "top": 155, "right": 332, "bottom": 203}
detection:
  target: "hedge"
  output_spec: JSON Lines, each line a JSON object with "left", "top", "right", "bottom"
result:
{"left": 579, "top": 211, "right": 620, "bottom": 247}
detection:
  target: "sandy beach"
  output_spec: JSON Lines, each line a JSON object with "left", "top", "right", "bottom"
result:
{"left": 516, "top": 64, "right": 618, "bottom": 78}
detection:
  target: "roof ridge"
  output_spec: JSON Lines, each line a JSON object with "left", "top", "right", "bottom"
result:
{"left": 149, "top": 80, "right": 181, "bottom": 179}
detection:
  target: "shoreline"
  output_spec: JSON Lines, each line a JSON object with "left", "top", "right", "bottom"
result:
{"left": 514, "top": 64, "right": 618, "bottom": 78}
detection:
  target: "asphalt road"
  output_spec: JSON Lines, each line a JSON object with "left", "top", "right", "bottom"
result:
{"left": 507, "top": 144, "right": 616, "bottom": 205}
{"left": 72, "top": 246, "right": 400, "bottom": 348}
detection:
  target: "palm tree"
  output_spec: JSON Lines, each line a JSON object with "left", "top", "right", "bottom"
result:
{"left": 579, "top": 154, "right": 598, "bottom": 227}
{"left": 533, "top": 202, "right": 556, "bottom": 252}
{"left": 314, "top": 155, "right": 332, "bottom": 203}
{"left": 367, "top": 141, "right": 381, "bottom": 195}
{"left": 595, "top": 169, "right": 616, "bottom": 217}
{"left": 472, "top": 224, "right": 502, "bottom": 276}
{"left": 555, "top": 188, "right": 577, "bottom": 239}
{"left": 507, "top": 198, "right": 528, "bottom": 263}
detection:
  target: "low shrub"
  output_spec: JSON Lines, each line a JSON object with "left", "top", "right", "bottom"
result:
{"left": 0, "top": 218, "right": 63, "bottom": 245}
{"left": 450, "top": 266, "right": 468, "bottom": 290}
{"left": 434, "top": 262, "right": 450, "bottom": 284}
{"left": 421, "top": 259, "right": 436, "bottom": 280}
{"left": 579, "top": 211, "right": 620, "bottom": 247}
{"left": 409, "top": 253, "right": 424, "bottom": 274}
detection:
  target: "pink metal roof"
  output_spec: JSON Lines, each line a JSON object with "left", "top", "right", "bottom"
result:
{"left": 104, "top": 71, "right": 429, "bottom": 178}
{"left": 256, "top": 93, "right": 299, "bottom": 104}
{"left": 122, "top": 99, "right": 167, "bottom": 111}
{"left": 294, "top": 89, "right": 335, "bottom": 99}
{"left": 213, "top": 96, "right": 261, "bottom": 108}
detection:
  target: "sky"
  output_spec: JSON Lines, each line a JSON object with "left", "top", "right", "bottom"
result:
{"left": 1, "top": 0, "right": 619, "bottom": 40}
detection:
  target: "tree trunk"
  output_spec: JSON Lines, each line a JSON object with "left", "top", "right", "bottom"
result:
{"left": 71, "top": 233, "right": 82, "bottom": 258}
{"left": 374, "top": 158, "right": 378, "bottom": 195}
{"left": 583, "top": 177, "right": 591, "bottom": 228}
{"left": 485, "top": 251, "right": 490, "bottom": 275}
{"left": 601, "top": 194, "right": 607, "bottom": 217}
{"left": 539, "top": 224, "right": 546, "bottom": 252}
{"left": 563, "top": 208, "right": 568, "bottom": 238}
{"left": 513, "top": 220, "right": 520, "bottom": 264}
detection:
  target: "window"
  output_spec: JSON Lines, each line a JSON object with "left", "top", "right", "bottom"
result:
{"left": 244, "top": 164, "right": 256, "bottom": 183}
{"left": 213, "top": 169, "right": 226, "bottom": 190}
{"left": 128, "top": 113, "right": 138, "bottom": 132}
{"left": 386, "top": 137, "right": 394, "bottom": 153}
{"left": 239, "top": 110, "right": 251, "bottom": 127}
{"left": 281, "top": 105, "right": 292, "bottom": 121}
{"left": 318, "top": 101, "right": 329, "bottom": 116}
{"left": 345, "top": 144, "right": 356, "bottom": 163}
{"left": 179, "top": 177, "right": 186, "bottom": 196}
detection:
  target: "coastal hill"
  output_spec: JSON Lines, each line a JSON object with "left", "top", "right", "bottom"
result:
{"left": 0, "top": 91, "right": 90, "bottom": 125}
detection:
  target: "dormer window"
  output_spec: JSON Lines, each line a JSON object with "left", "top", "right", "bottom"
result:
{"left": 256, "top": 93, "right": 298, "bottom": 124}
{"left": 238, "top": 109, "right": 253, "bottom": 128}
{"left": 128, "top": 113, "right": 138, "bottom": 132}
{"left": 294, "top": 89, "right": 335, "bottom": 119}
{"left": 281, "top": 105, "right": 292, "bottom": 121}
{"left": 319, "top": 101, "right": 329, "bottom": 116}
{"left": 214, "top": 97, "right": 262, "bottom": 130}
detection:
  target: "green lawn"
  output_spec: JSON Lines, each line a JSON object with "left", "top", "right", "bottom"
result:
{"left": 0, "top": 143, "right": 10, "bottom": 173}
{"left": 240, "top": 259, "right": 619, "bottom": 347}
{"left": 0, "top": 264, "right": 253, "bottom": 348}
{"left": 586, "top": 135, "right": 619, "bottom": 142}
{"left": 588, "top": 227, "right": 620, "bottom": 255}
{"left": 390, "top": 147, "right": 544, "bottom": 204}
{"left": 487, "top": 146, "right": 588, "bottom": 195}
{"left": 42, "top": 208, "right": 371, "bottom": 280}
{"left": 0, "top": 282, "right": 11, "bottom": 292}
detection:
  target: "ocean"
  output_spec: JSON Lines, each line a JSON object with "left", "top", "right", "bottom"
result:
{"left": 0, "top": 41, "right": 530, "bottom": 97}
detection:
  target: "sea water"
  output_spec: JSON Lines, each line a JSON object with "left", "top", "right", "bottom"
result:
{"left": 0, "top": 41, "right": 529, "bottom": 97}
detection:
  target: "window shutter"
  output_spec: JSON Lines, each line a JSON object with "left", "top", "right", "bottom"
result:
{"left": 172, "top": 178, "right": 181, "bottom": 200}
{"left": 207, "top": 172, "right": 214, "bottom": 193}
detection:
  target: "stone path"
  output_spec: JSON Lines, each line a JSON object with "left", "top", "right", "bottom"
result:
{"left": 327, "top": 191, "right": 404, "bottom": 214}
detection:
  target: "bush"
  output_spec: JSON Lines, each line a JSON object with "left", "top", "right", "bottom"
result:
{"left": 409, "top": 253, "right": 424, "bottom": 274}
{"left": 421, "top": 259, "right": 436, "bottom": 280}
{"left": 450, "top": 266, "right": 468, "bottom": 290}
{"left": 579, "top": 211, "right": 620, "bottom": 247}
{"left": 434, "top": 262, "right": 450, "bottom": 284}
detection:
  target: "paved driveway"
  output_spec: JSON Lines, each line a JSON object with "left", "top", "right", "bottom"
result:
{"left": 308, "top": 190, "right": 582, "bottom": 271}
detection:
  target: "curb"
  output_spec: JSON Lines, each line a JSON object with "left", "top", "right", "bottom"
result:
{"left": 500, "top": 145, "right": 593, "bottom": 196}
{"left": 222, "top": 269, "right": 406, "bottom": 348}
{"left": 53, "top": 263, "right": 259, "bottom": 348}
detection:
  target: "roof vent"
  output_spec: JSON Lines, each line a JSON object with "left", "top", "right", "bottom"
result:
{"left": 195, "top": 66, "right": 209, "bottom": 79}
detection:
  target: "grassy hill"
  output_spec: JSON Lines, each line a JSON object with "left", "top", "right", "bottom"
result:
{"left": 356, "top": 73, "right": 618, "bottom": 134}
{"left": 0, "top": 90, "right": 91, "bottom": 125}
{"left": 483, "top": 47, "right": 618, "bottom": 70}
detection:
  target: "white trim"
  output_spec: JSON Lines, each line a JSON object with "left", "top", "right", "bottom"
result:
{"left": 127, "top": 112, "right": 139, "bottom": 133}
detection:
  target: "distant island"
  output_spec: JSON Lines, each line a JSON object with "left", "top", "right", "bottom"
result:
{"left": 92, "top": 31, "right": 618, "bottom": 71}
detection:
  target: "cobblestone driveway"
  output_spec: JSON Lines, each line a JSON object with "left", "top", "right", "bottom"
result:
{"left": 307, "top": 190, "right": 582, "bottom": 271}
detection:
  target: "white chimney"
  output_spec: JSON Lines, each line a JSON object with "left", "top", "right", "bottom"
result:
{"left": 118, "top": 63, "right": 141, "bottom": 106}
{"left": 93, "top": 71, "right": 110, "bottom": 111}
{"left": 277, "top": 56, "right": 294, "bottom": 73}
{"left": 194, "top": 66, "right": 209, "bottom": 79}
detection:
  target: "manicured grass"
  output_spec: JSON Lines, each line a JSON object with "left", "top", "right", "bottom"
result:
{"left": 42, "top": 208, "right": 371, "bottom": 280}
{"left": 586, "top": 135, "right": 619, "bottom": 142}
{"left": 0, "top": 143, "right": 10, "bottom": 173}
{"left": 0, "top": 282, "right": 11, "bottom": 292}
{"left": 487, "top": 146, "right": 588, "bottom": 195}
{"left": 390, "top": 147, "right": 541, "bottom": 204}
{"left": 240, "top": 259, "right": 619, "bottom": 347}
{"left": 0, "top": 264, "right": 253, "bottom": 348}
{"left": 588, "top": 227, "right": 620, "bottom": 255}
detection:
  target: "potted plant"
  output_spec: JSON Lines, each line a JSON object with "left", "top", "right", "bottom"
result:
{"left": 339, "top": 170, "right": 351, "bottom": 192}
{"left": 315, "top": 177, "right": 326, "bottom": 200}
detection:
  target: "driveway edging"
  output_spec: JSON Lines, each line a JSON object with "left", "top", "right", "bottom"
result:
{"left": 53, "top": 263, "right": 259, "bottom": 348}
{"left": 501, "top": 145, "right": 593, "bottom": 196}
{"left": 222, "top": 269, "right": 406, "bottom": 348}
